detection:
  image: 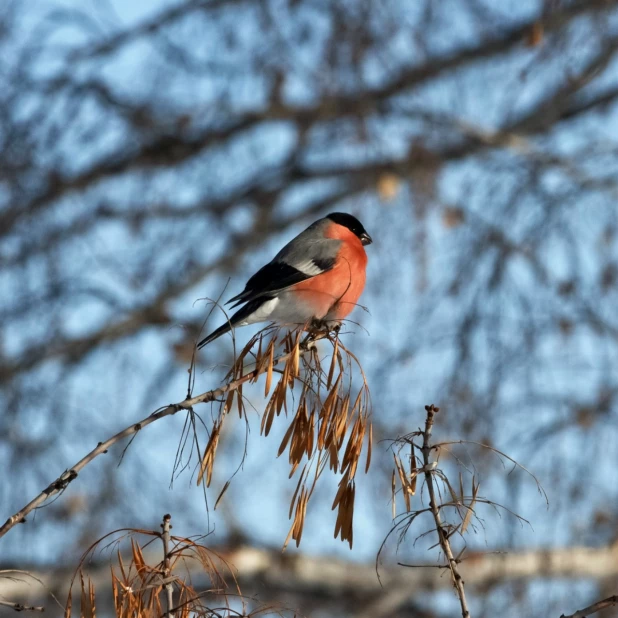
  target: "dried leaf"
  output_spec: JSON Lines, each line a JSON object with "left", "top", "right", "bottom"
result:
{"left": 445, "top": 475, "right": 460, "bottom": 505}
{"left": 394, "top": 454, "right": 411, "bottom": 511}
{"left": 410, "top": 444, "right": 417, "bottom": 494}
{"left": 292, "top": 335, "right": 300, "bottom": 377}
{"left": 278, "top": 417, "right": 297, "bottom": 458}
{"left": 117, "top": 549, "right": 127, "bottom": 583}
{"left": 265, "top": 341, "right": 274, "bottom": 396}
{"left": 79, "top": 572, "right": 96, "bottom": 618}
{"left": 321, "top": 374, "right": 341, "bottom": 420}
{"left": 328, "top": 437, "right": 339, "bottom": 472}
{"left": 326, "top": 339, "right": 339, "bottom": 389}
{"left": 289, "top": 467, "right": 307, "bottom": 519}
{"left": 236, "top": 386, "right": 244, "bottom": 418}
{"left": 274, "top": 376, "right": 287, "bottom": 418}
{"left": 65, "top": 588, "right": 72, "bottom": 618}
{"left": 365, "top": 423, "right": 372, "bottom": 473}
{"left": 214, "top": 480, "right": 231, "bottom": 510}
{"left": 461, "top": 477, "right": 480, "bottom": 534}
{"left": 131, "top": 539, "right": 147, "bottom": 581}
{"left": 223, "top": 389, "right": 234, "bottom": 415}
{"left": 333, "top": 481, "right": 355, "bottom": 548}
{"left": 284, "top": 487, "right": 308, "bottom": 550}
{"left": 256, "top": 333, "right": 263, "bottom": 367}
{"left": 307, "top": 409, "right": 315, "bottom": 458}
{"left": 261, "top": 397, "right": 275, "bottom": 435}
{"left": 197, "top": 420, "right": 221, "bottom": 486}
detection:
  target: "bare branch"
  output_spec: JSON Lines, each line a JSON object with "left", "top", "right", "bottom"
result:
{"left": 560, "top": 595, "right": 618, "bottom": 618}
{"left": 421, "top": 404, "right": 470, "bottom": 618}
{"left": 0, "top": 600, "right": 45, "bottom": 612}
{"left": 0, "top": 345, "right": 297, "bottom": 540}
{"left": 160, "top": 514, "right": 174, "bottom": 618}
{"left": 5, "top": 545, "right": 618, "bottom": 610}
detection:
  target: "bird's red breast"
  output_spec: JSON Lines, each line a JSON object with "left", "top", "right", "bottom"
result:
{"left": 289, "top": 221, "right": 368, "bottom": 321}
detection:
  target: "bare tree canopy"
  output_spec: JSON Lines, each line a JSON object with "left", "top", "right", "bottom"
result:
{"left": 2, "top": 0, "right": 618, "bottom": 616}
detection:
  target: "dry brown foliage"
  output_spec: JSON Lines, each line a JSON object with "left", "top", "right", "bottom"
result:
{"left": 190, "top": 325, "right": 372, "bottom": 549}
{"left": 65, "top": 515, "right": 295, "bottom": 618}
{"left": 387, "top": 408, "right": 546, "bottom": 543}
{"left": 383, "top": 404, "right": 548, "bottom": 617}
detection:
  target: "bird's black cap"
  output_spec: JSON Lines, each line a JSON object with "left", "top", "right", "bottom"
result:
{"left": 326, "top": 212, "right": 373, "bottom": 246}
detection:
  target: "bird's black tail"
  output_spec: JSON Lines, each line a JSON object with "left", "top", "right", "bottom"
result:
{"left": 197, "top": 321, "right": 233, "bottom": 349}
{"left": 197, "top": 298, "right": 271, "bottom": 349}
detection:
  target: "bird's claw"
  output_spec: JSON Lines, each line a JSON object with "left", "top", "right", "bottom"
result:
{"left": 300, "top": 319, "right": 341, "bottom": 350}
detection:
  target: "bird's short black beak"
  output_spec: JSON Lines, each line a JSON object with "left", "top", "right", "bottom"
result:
{"left": 360, "top": 232, "right": 373, "bottom": 246}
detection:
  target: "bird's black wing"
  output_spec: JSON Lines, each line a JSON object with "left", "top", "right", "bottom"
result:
{"left": 226, "top": 257, "right": 336, "bottom": 309}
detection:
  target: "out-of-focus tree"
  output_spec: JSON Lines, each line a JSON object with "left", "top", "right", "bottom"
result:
{"left": 2, "top": 0, "right": 618, "bottom": 616}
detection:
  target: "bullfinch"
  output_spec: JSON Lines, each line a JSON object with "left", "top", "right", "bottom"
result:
{"left": 197, "top": 212, "right": 372, "bottom": 348}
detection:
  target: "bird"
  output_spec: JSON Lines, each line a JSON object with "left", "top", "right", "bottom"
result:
{"left": 197, "top": 212, "right": 372, "bottom": 348}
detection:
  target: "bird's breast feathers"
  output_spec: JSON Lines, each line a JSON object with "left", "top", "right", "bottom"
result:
{"left": 290, "top": 225, "right": 368, "bottom": 321}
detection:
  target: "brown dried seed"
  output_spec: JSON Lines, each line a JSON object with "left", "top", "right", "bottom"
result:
{"left": 236, "top": 387, "right": 244, "bottom": 418}
{"left": 264, "top": 397, "right": 277, "bottom": 436}
{"left": 327, "top": 339, "right": 339, "bottom": 389}
{"left": 223, "top": 389, "right": 234, "bottom": 415}
{"left": 278, "top": 419, "right": 296, "bottom": 457}
{"left": 214, "top": 480, "right": 231, "bottom": 510}
{"left": 365, "top": 423, "right": 373, "bottom": 473}
{"left": 410, "top": 448, "right": 417, "bottom": 495}
{"left": 461, "top": 478, "right": 480, "bottom": 534}
{"left": 307, "top": 410, "right": 315, "bottom": 458}
{"left": 265, "top": 342, "right": 274, "bottom": 396}
{"left": 289, "top": 467, "right": 307, "bottom": 519}
{"left": 292, "top": 335, "right": 300, "bottom": 377}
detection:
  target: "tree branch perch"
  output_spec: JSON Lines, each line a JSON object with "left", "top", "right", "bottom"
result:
{"left": 0, "top": 346, "right": 295, "bottom": 540}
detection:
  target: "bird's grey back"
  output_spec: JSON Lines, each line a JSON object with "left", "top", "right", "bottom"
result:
{"left": 274, "top": 218, "right": 341, "bottom": 269}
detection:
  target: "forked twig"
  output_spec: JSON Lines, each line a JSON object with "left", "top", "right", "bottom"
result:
{"left": 421, "top": 404, "right": 470, "bottom": 618}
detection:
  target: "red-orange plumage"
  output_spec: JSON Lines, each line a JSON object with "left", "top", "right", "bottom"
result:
{"left": 290, "top": 221, "right": 368, "bottom": 321}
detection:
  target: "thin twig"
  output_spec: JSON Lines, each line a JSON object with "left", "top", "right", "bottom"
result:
{"left": 160, "top": 514, "right": 174, "bottom": 618}
{"left": 0, "top": 347, "right": 297, "bottom": 540}
{"left": 421, "top": 404, "right": 470, "bottom": 618}
{"left": 0, "top": 600, "right": 45, "bottom": 612}
{"left": 560, "top": 594, "right": 618, "bottom": 618}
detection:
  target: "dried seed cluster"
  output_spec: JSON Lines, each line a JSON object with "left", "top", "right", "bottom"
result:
{"left": 65, "top": 519, "right": 288, "bottom": 618}
{"left": 196, "top": 326, "right": 372, "bottom": 549}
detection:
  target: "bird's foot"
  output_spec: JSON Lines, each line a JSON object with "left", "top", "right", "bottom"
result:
{"left": 300, "top": 319, "right": 341, "bottom": 350}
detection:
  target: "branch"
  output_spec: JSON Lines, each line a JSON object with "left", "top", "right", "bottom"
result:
{"left": 8, "top": 1, "right": 616, "bottom": 241}
{"left": 560, "top": 595, "right": 618, "bottom": 618}
{"left": 68, "top": 0, "right": 248, "bottom": 62}
{"left": 0, "top": 346, "right": 294, "bottom": 540}
{"left": 160, "top": 514, "right": 174, "bottom": 618}
{"left": 0, "top": 600, "right": 45, "bottom": 612}
{"left": 421, "top": 404, "right": 470, "bottom": 618}
{"left": 69, "top": 0, "right": 618, "bottom": 95}
{"left": 4, "top": 545, "right": 618, "bottom": 612}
